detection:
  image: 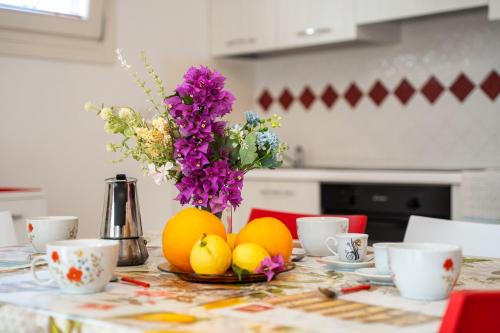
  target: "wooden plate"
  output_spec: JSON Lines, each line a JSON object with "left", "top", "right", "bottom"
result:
{"left": 157, "top": 262, "right": 295, "bottom": 284}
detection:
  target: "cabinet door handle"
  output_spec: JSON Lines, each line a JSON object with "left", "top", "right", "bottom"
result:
{"left": 259, "top": 189, "right": 295, "bottom": 197}
{"left": 11, "top": 213, "right": 23, "bottom": 220}
{"left": 226, "top": 37, "right": 256, "bottom": 46}
{"left": 297, "top": 27, "right": 332, "bottom": 37}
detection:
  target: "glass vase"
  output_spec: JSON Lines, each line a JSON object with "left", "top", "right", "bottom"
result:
{"left": 214, "top": 204, "right": 233, "bottom": 234}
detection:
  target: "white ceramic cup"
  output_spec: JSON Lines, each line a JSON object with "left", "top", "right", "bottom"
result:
{"left": 26, "top": 216, "right": 79, "bottom": 253}
{"left": 296, "top": 217, "right": 349, "bottom": 256}
{"left": 388, "top": 242, "right": 462, "bottom": 301}
{"left": 325, "top": 233, "right": 368, "bottom": 262}
{"left": 31, "top": 239, "right": 119, "bottom": 294}
{"left": 373, "top": 242, "right": 397, "bottom": 275}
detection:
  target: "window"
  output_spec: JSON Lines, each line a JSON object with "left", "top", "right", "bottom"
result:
{"left": 0, "top": 0, "right": 115, "bottom": 63}
{"left": 0, "top": 0, "right": 90, "bottom": 18}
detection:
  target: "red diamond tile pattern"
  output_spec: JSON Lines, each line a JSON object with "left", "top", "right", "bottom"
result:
{"left": 258, "top": 89, "right": 273, "bottom": 111}
{"left": 368, "top": 81, "right": 388, "bottom": 106}
{"left": 299, "top": 86, "right": 315, "bottom": 110}
{"left": 321, "top": 85, "right": 338, "bottom": 108}
{"left": 421, "top": 76, "right": 444, "bottom": 104}
{"left": 257, "top": 70, "right": 498, "bottom": 111}
{"left": 394, "top": 79, "right": 415, "bottom": 105}
{"left": 450, "top": 73, "right": 475, "bottom": 102}
{"left": 480, "top": 70, "right": 500, "bottom": 101}
{"left": 344, "top": 83, "right": 363, "bottom": 107}
{"left": 279, "top": 88, "right": 294, "bottom": 111}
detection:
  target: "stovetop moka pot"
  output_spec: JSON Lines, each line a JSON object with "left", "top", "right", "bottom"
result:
{"left": 101, "top": 174, "right": 148, "bottom": 266}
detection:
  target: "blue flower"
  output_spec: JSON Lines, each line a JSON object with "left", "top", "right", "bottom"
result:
{"left": 256, "top": 131, "right": 279, "bottom": 151}
{"left": 245, "top": 111, "right": 260, "bottom": 126}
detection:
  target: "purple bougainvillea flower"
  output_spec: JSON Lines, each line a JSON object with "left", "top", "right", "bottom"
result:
{"left": 255, "top": 255, "right": 286, "bottom": 282}
{"left": 165, "top": 66, "right": 241, "bottom": 213}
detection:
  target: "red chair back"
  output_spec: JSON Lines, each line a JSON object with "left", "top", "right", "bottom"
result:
{"left": 439, "top": 290, "right": 500, "bottom": 333}
{"left": 247, "top": 208, "right": 367, "bottom": 239}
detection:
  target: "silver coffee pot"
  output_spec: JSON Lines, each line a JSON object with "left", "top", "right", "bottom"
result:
{"left": 101, "top": 174, "right": 148, "bottom": 266}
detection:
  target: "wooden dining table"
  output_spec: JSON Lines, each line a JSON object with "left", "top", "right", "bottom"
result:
{"left": 0, "top": 245, "right": 499, "bottom": 333}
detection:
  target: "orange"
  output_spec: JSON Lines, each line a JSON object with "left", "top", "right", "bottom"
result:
{"left": 235, "top": 217, "right": 293, "bottom": 262}
{"left": 162, "top": 207, "right": 226, "bottom": 272}
{"left": 226, "top": 233, "right": 237, "bottom": 251}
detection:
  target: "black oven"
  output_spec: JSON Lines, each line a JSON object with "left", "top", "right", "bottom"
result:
{"left": 320, "top": 183, "right": 451, "bottom": 243}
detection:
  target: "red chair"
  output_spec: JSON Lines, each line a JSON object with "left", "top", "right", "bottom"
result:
{"left": 247, "top": 208, "right": 367, "bottom": 239}
{"left": 439, "top": 291, "right": 500, "bottom": 333}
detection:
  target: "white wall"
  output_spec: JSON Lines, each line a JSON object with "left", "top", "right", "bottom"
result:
{"left": 0, "top": 0, "right": 254, "bottom": 237}
{"left": 254, "top": 10, "right": 500, "bottom": 169}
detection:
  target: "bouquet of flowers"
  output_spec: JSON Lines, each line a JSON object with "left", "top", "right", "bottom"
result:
{"left": 85, "top": 50, "right": 287, "bottom": 215}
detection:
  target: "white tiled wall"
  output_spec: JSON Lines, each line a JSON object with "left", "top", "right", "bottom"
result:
{"left": 254, "top": 10, "right": 500, "bottom": 169}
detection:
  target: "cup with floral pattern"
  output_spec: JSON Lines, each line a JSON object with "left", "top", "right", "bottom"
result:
{"left": 31, "top": 239, "right": 119, "bottom": 294}
{"left": 325, "top": 233, "right": 368, "bottom": 262}
{"left": 388, "top": 242, "right": 462, "bottom": 300}
{"left": 26, "top": 216, "right": 79, "bottom": 253}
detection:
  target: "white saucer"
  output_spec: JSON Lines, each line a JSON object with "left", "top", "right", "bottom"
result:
{"left": 355, "top": 267, "right": 394, "bottom": 285}
{"left": 321, "top": 255, "right": 375, "bottom": 271}
{"left": 292, "top": 248, "right": 306, "bottom": 255}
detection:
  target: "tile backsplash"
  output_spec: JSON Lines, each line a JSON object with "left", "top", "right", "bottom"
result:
{"left": 254, "top": 10, "right": 500, "bottom": 169}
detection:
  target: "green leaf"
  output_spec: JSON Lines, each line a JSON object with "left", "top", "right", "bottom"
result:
{"left": 239, "top": 133, "right": 258, "bottom": 166}
{"left": 124, "top": 127, "right": 134, "bottom": 137}
{"left": 232, "top": 264, "right": 251, "bottom": 281}
{"left": 182, "top": 95, "right": 194, "bottom": 105}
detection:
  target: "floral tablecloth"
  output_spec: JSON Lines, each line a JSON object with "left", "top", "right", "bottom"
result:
{"left": 0, "top": 246, "right": 499, "bottom": 333}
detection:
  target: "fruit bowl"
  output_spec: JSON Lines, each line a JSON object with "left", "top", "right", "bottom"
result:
{"left": 157, "top": 262, "right": 295, "bottom": 284}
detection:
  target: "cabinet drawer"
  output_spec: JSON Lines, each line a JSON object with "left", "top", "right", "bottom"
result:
{"left": 0, "top": 198, "right": 47, "bottom": 244}
{"left": 210, "top": 0, "right": 275, "bottom": 55}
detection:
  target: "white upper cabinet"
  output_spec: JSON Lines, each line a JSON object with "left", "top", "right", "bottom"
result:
{"left": 210, "top": 0, "right": 275, "bottom": 56}
{"left": 210, "top": 0, "right": 493, "bottom": 56}
{"left": 356, "top": 0, "right": 488, "bottom": 24}
{"left": 490, "top": 0, "right": 500, "bottom": 19}
{"left": 276, "top": 0, "right": 356, "bottom": 48}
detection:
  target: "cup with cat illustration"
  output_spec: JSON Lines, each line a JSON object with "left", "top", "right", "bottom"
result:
{"left": 325, "top": 233, "right": 369, "bottom": 262}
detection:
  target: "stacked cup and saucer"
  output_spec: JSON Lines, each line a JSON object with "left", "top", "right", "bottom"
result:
{"left": 322, "top": 233, "right": 374, "bottom": 271}
{"left": 355, "top": 243, "right": 394, "bottom": 285}
{"left": 296, "top": 217, "right": 374, "bottom": 271}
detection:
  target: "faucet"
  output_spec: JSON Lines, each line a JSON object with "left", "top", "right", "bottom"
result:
{"left": 283, "top": 145, "right": 305, "bottom": 168}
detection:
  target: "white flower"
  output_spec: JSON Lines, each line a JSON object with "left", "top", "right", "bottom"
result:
{"left": 152, "top": 117, "right": 167, "bottom": 131}
{"left": 147, "top": 162, "right": 174, "bottom": 185}
{"left": 118, "top": 107, "right": 133, "bottom": 119}
{"left": 84, "top": 101, "right": 94, "bottom": 112}
{"left": 100, "top": 107, "right": 113, "bottom": 120}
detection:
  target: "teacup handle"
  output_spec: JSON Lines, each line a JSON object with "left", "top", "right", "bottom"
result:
{"left": 325, "top": 237, "right": 338, "bottom": 256}
{"left": 31, "top": 257, "right": 54, "bottom": 286}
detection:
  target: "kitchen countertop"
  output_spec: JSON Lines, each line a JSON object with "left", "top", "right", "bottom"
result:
{"left": 245, "top": 168, "right": 463, "bottom": 185}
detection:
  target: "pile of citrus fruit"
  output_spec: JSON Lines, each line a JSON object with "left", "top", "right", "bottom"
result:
{"left": 162, "top": 208, "right": 293, "bottom": 276}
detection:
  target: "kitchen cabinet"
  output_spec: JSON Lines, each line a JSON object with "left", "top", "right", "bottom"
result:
{"left": 0, "top": 190, "right": 47, "bottom": 244}
{"left": 356, "top": 0, "right": 488, "bottom": 25}
{"left": 210, "top": 0, "right": 275, "bottom": 56}
{"left": 210, "top": 0, "right": 397, "bottom": 57}
{"left": 490, "top": 0, "right": 500, "bottom": 19}
{"left": 234, "top": 180, "right": 320, "bottom": 232}
{"left": 276, "top": 0, "right": 356, "bottom": 48}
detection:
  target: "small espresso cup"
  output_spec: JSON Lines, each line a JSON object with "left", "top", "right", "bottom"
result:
{"left": 297, "top": 217, "right": 349, "bottom": 256}
{"left": 31, "top": 239, "right": 119, "bottom": 294}
{"left": 373, "top": 242, "right": 396, "bottom": 275}
{"left": 325, "top": 233, "right": 368, "bottom": 262}
{"left": 26, "top": 216, "right": 79, "bottom": 253}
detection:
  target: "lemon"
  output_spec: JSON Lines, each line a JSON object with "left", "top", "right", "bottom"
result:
{"left": 232, "top": 243, "right": 270, "bottom": 273}
{"left": 190, "top": 234, "right": 232, "bottom": 274}
{"left": 227, "top": 233, "right": 237, "bottom": 251}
